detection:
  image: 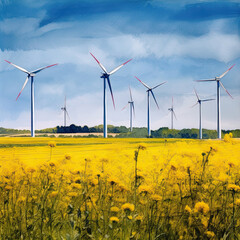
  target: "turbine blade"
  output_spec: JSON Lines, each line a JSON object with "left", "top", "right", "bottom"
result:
{"left": 194, "top": 88, "right": 200, "bottom": 100}
{"left": 5, "top": 60, "right": 30, "bottom": 74}
{"left": 218, "top": 64, "right": 235, "bottom": 79}
{"left": 150, "top": 90, "right": 159, "bottom": 109}
{"left": 195, "top": 79, "right": 216, "bottom": 82}
{"left": 201, "top": 99, "right": 215, "bottom": 102}
{"left": 90, "top": 52, "right": 108, "bottom": 74}
{"left": 173, "top": 110, "right": 177, "bottom": 120}
{"left": 172, "top": 97, "right": 173, "bottom": 108}
{"left": 121, "top": 103, "right": 129, "bottom": 111}
{"left": 219, "top": 81, "right": 233, "bottom": 99}
{"left": 16, "top": 76, "right": 30, "bottom": 101}
{"left": 191, "top": 102, "right": 198, "bottom": 108}
{"left": 66, "top": 110, "right": 70, "bottom": 119}
{"left": 109, "top": 58, "right": 132, "bottom": 75}
{"left": 135, "top": 76, "right": 151, "bottom": 89}
{"left": 107, "top": 77, "right": 115, "bottom": 109}
{"left": 31, "top": 63, "right": 58, "bottom": 74}
{"left": 129, "top": 86, "right": 133, "bottom": 101}
{"left": 132, "top": 102, "right": 135, "bottom": 117}
{"left": 152, "top": 81, "right": 167, "bottom": 90}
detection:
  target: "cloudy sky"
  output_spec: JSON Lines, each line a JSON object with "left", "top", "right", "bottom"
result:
{"left": 0, "top": 0, "right": 239, "bottom": 131}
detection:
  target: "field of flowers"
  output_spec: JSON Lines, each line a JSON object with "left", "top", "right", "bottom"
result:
{"left": 0, "top": 135, "right": 239, "bottom": 239}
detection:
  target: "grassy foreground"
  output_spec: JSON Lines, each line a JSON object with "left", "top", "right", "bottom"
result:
{"left": 0, "top": 136, "right": 239, "bottom": 239}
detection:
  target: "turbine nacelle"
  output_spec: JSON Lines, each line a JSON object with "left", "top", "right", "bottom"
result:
{"left": 101, "top": 73, "right": 109, "bottom": 78}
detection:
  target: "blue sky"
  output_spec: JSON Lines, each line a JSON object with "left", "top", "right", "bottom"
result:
{"left": 0, "top": 0, "right": 239, "bottom": 130}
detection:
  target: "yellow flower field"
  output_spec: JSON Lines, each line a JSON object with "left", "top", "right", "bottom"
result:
{"left": 0, "top": 136, "right": 239, "bottom": 239}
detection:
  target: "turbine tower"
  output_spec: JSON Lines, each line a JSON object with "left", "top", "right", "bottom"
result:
{"left": 90, "top": 53, "right": 132, "bottom": 138}
{"left": 168, "top": 97, "right": 177, "bottom": 130}
{"left": 192, "top": 88, "right": 215, "bottom": 139}
{"left": 195, "top": 64, "right": 235, "bottom": 139}
{"left": 122, "top": 87, "right": 135, "bottom": 132}
{"left": 135, "top": 76, "right": 166, "bottom": 137}
{"left": 61, "top": 96, "right": 69, "bottom": 127}
{"left": 5, "top": 60, "right": 58, "bottom": 137}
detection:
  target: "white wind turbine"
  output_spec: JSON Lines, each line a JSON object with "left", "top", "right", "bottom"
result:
{"left": 122, "top": 86, "right": 135, "bottom": 132}
{"left": 195, "top": 64, "right": 235, "bottom": 139}
{"left": 5, "top": 60, "right": 58, "bottom": 137}
{"left": 135, "top": 76, "right": 166, "bottom": 137}
{"left": 192, "top": 88, "right": 215, "bottom": 139}
{"left": 168, "top": 97, "right": 177, "bottom": 130}
{"left": 61, "top": 96, "right": 70, "bottom": 127}
{"left": 90, "top": 53, "right": 132, "bottom": 138}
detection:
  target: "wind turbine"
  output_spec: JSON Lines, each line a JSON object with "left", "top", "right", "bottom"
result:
{"left": 135, "top": 76, "right": 166, "bottom": 137}
{"left": 168, "top": 97, "right": 177, "bottom": 130}
{"left": 192, "top": 88, "right": 215, "bottom": 139}
{"left": 90, "top": 53, "right": 132, "bottom": 138}
{"left": 61, "top": 96, "right": 70, "bottom": 127}
{"left": 5, "top": 60, "right": 58, "bottom": 137}
{"left": 195, "top": 64, "right": 235, "bottom": 139}
{"left": 122, "top": 86, "right": 135, "bottom": 132}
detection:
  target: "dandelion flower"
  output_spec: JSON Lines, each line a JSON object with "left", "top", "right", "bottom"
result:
{"left": 135, "top": 215, "right": 143, "bottom": 224}
{"left": 110, "top": 206, "right": 120, "bottom": 213}
{"left": 236, "top": 199, "right": 240, "bottom": 206}
{"left": 110, "top": 216, "right": 119, "bottom": 223}
{"left": 194, "top": 201, "right": 210, "bottom": 214}
{"left": 205, "top": 231, "right": 215, "bottom": 238}
{"left": 227, "top": 184, "right": 240, "bottom": 192}
{"left": 122, "top": 203, "right": 135, "bottom": 212}
{"left": 139, "top": 185, "right": 153, "bottom": 195}
{"left": 135, "top": 216, "right": 143, "bottom": 221}
{"left": 151, "top": 194, "right": 162, "bottom": 201}
{"left": 68, "top": 192, "right": 78, "bottom": 197}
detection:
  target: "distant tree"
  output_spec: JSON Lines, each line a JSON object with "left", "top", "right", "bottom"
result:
{"left": 82, "top": 125, "right": 89, "bottom": 133}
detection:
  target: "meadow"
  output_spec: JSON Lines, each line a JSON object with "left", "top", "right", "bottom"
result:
{"left": 0, "top": 135, "right": 239, "bottom": 239}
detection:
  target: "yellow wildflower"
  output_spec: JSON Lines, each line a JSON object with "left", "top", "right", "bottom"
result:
{"left": 122, "top": 203, "right": 135, "bottom": 212}
{"left": 194, "top": 201, "right": 210, "bottom": 214}
{"left": 27, "top": 167, "right": 36, "bottom": 173}
{"left": 4, "top": 185, "right": 13, "bottom": 191}
{"left": 185, "top": 205, "right": 192, "bottom": 214}
{"left": 17, "top": 196, "right": 26, "bottom": 203}
{"left": 151, "top": 194, "right": 162, "bottom": 201}
{"left": 71, "top": 183, "right": 82, "bottom": 190}
{"left": 235, "top": 199, "right": 240, "bottom": 206}
{"left": 110, "top": 206, "right": 120, "bottom": 213}
{"left": 228, "top": 184, "right": 240, "bottom": 192}
{"left": 49, "top": 191, "right": 58, "bottom": 198}
{"left": 65, "top": 154, "right": 71, "bottom": 160}
{"left": 138, "top": 185, "right": 153, "bottom": 195}
{"left": 135, "top": 216, "right": 143, "bottom": 222}
{"left": 48, "top": 141, "right": 56, "bottom": 147}
{"left": 68, "top": 192, "right": 78, "bottom": 197}
{"left": 110, "top": 216, "right": 119, "bottom": 223}
{"left": 205, "top": 231, "right": 215, "bottom": 238}
{"left": 138, "top": 144, "right": 147, "bottom": 150}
